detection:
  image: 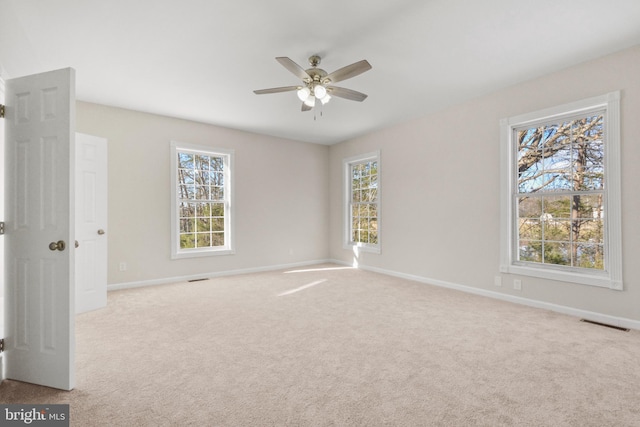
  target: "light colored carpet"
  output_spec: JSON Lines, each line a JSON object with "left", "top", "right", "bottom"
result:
{"left": 2, "top": 264, "right": 640, "bottom": 426}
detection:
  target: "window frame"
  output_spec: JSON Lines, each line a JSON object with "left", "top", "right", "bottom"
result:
{"left": 343, "top": 151, "right": 381, "bottom": 254}
{"left": 500, "top": 91, "right": 622, "bottom": 290}
{"left": 170, "top": 141, "right": 235, "bottom": 259}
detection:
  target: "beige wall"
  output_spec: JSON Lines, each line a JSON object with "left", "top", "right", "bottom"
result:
{"left": 76, "top": 45, "right": 639, "bottom": 322}
{"left": 328, "top": 45, "right": 640, "bottom": 321}
{"left": 76, "top": 102, "right": 329, "bottom": 286}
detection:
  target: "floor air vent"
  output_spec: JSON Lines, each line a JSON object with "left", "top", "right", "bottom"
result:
{"left": 188, "top": 278, "right": 210, "bottom": 283}
{"left": 580, "top": 319, "right": 629, "bottom": 332}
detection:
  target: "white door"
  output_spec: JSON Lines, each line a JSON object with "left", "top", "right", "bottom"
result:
{"left": 75, "top": 133, "right": 107, "bottom": 314}
{"left": 4, "top": 68, "right": 76, "bottom": 391}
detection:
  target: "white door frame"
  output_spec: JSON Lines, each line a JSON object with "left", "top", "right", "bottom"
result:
{"left": 0, "top": 74, "right": 5, "bottom": 364}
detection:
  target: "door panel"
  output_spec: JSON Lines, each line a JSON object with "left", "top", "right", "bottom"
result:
{"left": 4, "top": 68, "right": 75, "bottom": 390}
{"left": 76, "top": 133, "right": 107, "bottom": 314}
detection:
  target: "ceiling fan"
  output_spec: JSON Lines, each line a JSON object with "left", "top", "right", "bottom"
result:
{"left": 254, "top": 55, "right": 372, "bottom": 112}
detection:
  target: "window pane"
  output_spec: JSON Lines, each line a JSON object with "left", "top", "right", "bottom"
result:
{"left": 211, "top": 171, "right": 223, "bottom": 186}
{"left": 196, "top": 233, "right": 211, "bottom": 247}
{"left": 574, "top": 194, "right": 603, "bottom": 219}
{"left": 543, "top": 219, "right": 570, "bottom": 242}
{"left": 212, "top": 218, "right": 224, "bottom": 232}
{"left": 519, "top": 219, "right": 541, "bottom": 241}
{"left": 544, "top": 242, "right": 570, "bottom": 266}
{"left": 543, "top": 195, "right": 570, "bottom": 218}
{"left": 368, "top": 204, "right": 378, "bottom": 218}
{"left": 574, "top": 219, "right": 604, "bottom": 243}
{"left": 178, "top": 153, "right": 194, "bottom": 169}
{"left": 197, "top": 217, "right": 211, "bottom": 232}
{"left": 195, "top": 155, "right": 210, "bottom": 171}
{"left": 211, "top": 157, "right": 224, "bottom": 172}
{"left": 195, "top": 185, "right": 209, "bottom": 200}
{"left": 369, "top": 217, "right": 378, "bottom": 232}
{"left": 180, "top": 233, "right": 195, "bottom": 249}
{"left": 182, "top": 185, "right": 195, "bottom": 200}
{"left": 519, "top": 240, "right": 542, "bottom": 263}
{"left": 212, "top": 232, "right": 225, "bottom": 247}
{"left": 211, "top": 186, "right": 224, "bottom": 200}
{"left": 211, "top": 203, "right": 224, "bottom": 217}
{"left": 180, "top": 202, "right": 194, "bottom": 218}
{"left": 517, "top": 139, "right": 543, "bottom": 194}
{"left": 572, "top": 116, "right": 604, "bottom": 191}
{"left": 180, "top": 218, "right": 194, "bottom": 233}
{"left": 518, "top": 197, "right": 542, "bottom": 219}
{"left": 179, "top": 169, "right": 194, "bottom": 185}
{"left": 196, "top": 203, "right": 208, "bottom": 217}
{"left": 196, "top": 169, "right": 210, "bottom": 185}
{"left": 575, "top": 243, "right": 604, "bottom": 269}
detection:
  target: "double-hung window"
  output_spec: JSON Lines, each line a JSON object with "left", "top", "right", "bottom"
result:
{"left": 344, "top": 151, "right": 380, "bottom": 253}
{"left": 500, "top": 92, "right": 622, "bottom": 289}
{"left": 171, "top": 142, "right": 234, "bottom": 258}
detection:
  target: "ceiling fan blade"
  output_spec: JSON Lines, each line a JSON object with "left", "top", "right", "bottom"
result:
{"left": 323, "top": 60, "right": 372, "bottom": 84}
{"left": 254, "top": 86, "right": 299, "bottom": 95}
{"left": 301, "top": 102, "right": 312, "bottom": 112}
{"left": 327, "top": 86, "right": 368, "bottom": 102}
{"left": 276, "top": 57, "right": 312, "bottom": 81}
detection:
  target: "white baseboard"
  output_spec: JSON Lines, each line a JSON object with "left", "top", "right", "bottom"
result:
{"left": 328, "top": 259, "right": 640, "bottom": 331}
{"left": 107, "top": 259, "right": 332, "bottom": 291}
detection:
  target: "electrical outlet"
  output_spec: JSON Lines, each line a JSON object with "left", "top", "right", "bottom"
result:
{"left": 513, "top": 279, "right": 522, "bottom": 290}
{"left": 494, "top": 276, "right": 502, "bottom": 287}
{"left": 119, "top": 262, "right": 127, "bottom": 272}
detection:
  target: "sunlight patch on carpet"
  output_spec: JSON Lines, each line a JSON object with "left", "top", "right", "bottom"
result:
{"left": 278, "top": 279, "right": 328, "bottom": 296}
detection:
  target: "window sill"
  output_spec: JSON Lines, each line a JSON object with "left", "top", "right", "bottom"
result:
{"left": 345, "top": 243, "right": 381, "bottom": 255}
{"left": 172, "top": 248, "right": 235, "bottom": 260}
{"left": 501, "top": 263, "right": 622, "bottom": 290}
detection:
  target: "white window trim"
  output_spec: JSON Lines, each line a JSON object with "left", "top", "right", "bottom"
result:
{"left": 170, "top": 141, "right": 235, "bottom": 259}
{"left": 499, "top": 91, "right": 622, "bottom": 290}
{"left": 343, "top": 151, "right": 381, "bottom": 254}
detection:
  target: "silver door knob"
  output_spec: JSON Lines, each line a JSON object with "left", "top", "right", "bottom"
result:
{"left": 97, "top": 229, "right": 105, "bottom": 235}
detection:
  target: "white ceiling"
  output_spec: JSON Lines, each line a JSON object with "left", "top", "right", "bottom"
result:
{"left": 1, "top": 0, "right": 640, "bottom": 145}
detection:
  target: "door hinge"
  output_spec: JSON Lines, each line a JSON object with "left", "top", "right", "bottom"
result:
{"left": 0, "top": 104, "right": 4, "bottom": 118}
{"left": 0, "top": 221, "right": 4, "bottom": 235}
{"left": 0, "top": 338, "right": 4, "bottom": 353}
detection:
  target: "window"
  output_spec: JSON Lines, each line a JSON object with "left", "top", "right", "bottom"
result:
{"left": 344, "top": 151, "right": 380, "bottom": 253}
{"left": 171, "top": 142, "right": 234, "bottom": 258}
{"left": 500, "top": 92, "right": 622, "bottom": 289}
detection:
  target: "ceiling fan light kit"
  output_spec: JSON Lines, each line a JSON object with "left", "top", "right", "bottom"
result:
{"left": 254, "top": 55, "right": 372, "bottom": 112}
